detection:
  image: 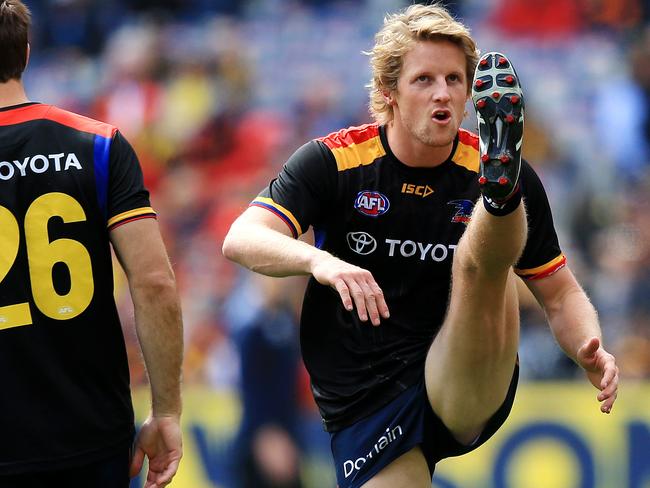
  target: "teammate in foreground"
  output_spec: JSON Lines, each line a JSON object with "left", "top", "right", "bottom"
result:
{"left": 0, "top": 2, "right": 183, "bottom": 487}
{"left": 223, "top": 4, "right": 618, "bottom": 487}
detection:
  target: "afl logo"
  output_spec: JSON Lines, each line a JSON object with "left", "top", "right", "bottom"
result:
{"left": 346, "top": 232, "right": 377, "bottom": 255}
{"left": 354, "top": 191, "right": 390, "bottom": 217}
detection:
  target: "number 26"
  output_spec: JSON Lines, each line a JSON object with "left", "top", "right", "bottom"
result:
{"left": 0, "top": 192, "right": 94, "bottom": 330}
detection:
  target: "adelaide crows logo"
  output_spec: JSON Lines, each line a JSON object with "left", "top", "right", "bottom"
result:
{"left": 447, "top": 199, "right": 474, "bottom": 224}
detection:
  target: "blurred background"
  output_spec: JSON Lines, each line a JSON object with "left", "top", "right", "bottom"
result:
{"left": 21, "top": 0, "right": 650, "bottom": 486}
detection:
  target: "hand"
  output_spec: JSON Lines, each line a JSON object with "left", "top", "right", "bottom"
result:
{"left": 576, "top": 337, "right": 619, "bottom": 414}
{"left": 311, "top": 253, "right": 389, "bottom": 326}
{"left": 130, "top": 414, "right": 183, "bottom": 488}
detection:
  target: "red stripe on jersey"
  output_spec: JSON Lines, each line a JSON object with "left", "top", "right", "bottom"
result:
{"left": 458, "top": 128, "right": 479, "bottom": 150}
{"left": 108, "top": 214, "right": 157, "bottom": 231}
{"left": 0, "top": 104, "right": 117, "bottom": 138}
{"left": 249, "top": 202, "right": 299, "bottom": 238}
{"left": 527, "top": 255, "right": 567, "bottom": 280}
{"left": 318, "top": 124, "right": 380, "bottom": 150}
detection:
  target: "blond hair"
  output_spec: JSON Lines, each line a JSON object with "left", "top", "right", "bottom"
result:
{"left": 367, "top": 3, "right": 479, "bottom": 125}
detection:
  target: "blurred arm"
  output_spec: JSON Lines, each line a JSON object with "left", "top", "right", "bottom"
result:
{"left": 526, "top": 266, "right": 619, "bottom": 413}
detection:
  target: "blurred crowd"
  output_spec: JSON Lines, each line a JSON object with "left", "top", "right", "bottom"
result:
{"left": 22, "top": 0, "right": 650, "bottom": 466}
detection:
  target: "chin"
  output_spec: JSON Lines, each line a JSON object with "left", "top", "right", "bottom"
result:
{"left": 426, "top": 131, "right": 456, "bottom": 148}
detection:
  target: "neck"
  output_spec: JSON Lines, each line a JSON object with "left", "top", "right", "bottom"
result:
{"left": 0, "top": 79, "right": 29, "bottom": 109}
{"left": 385, "top": 120, "right": 454, "bottom": 168}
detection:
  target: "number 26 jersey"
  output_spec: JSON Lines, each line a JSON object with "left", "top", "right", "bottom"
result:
{"left": 0, "top": 103, "right": 155, "bottom": 473}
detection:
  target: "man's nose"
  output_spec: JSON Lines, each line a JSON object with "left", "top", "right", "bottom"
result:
{"left": 432, "top": 80, "right": 451, "bottom": 103}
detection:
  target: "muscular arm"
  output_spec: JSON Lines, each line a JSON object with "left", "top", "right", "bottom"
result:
{"left": 111, "top": 218, "right": 183, "bottom": 487}
{"left": 111, "top": 218, "right": 182, "bottom": 414}
{"left": 223, "top": 206, "right": 328, "bottom": 277}
{"left": 223, "top": 206, "right": 390, "bottom": 325}
{"left": 526, "top": 266, "right": 619, "bottom": 413}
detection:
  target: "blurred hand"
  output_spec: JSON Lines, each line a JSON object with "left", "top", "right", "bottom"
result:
{"left": 576, "top": 337, "right": 619, "bottom": 414}
{"left": 252, "top": 425, "right": 300, "bottom": 484}
{"left": 311, "top": 254, "right": 389, "bottom": 326}
{"left": 130, "top": 414, "right": 183, "bottom": 488}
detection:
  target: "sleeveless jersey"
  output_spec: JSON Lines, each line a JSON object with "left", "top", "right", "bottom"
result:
{"left": 253, "top": 123, "right": 565, "bottom": 432}
{"left": 0, "top": 103, "right": 155, "bottom": 473}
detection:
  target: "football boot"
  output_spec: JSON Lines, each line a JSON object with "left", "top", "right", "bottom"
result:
{"left": 471, "top": 51, "right": 524, "bottom": 202}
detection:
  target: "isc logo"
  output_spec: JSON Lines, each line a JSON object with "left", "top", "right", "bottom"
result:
{"left": 401, "top": 183, "right": 434, "bottom": 198}
{"left": 354, "top": 191, "right": 390, "bottom": 217}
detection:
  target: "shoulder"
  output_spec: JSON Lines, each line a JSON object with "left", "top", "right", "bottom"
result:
{"left": 316, "top": 123, "right": 386, "bottom": 172}
{"left": 40, "top": 105, "right": 118, "bottom": 139}
{"left": 520, "top": 158, "right": 545, "bottom": 188}
{"left": 317, "top": 123, "right": 382, "bottom": 149}
{"left": 457, "top": 128, "right": 479, "bottom": 149}
{"left": 520, "top": 159, "right": 554, "bottom": 214}
{"left": 450, "top": 128, "right": 480, "bottom": 173}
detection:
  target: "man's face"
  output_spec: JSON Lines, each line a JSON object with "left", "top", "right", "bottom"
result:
{"left": 390, "top": 39, "right": 469, "bottom": 150}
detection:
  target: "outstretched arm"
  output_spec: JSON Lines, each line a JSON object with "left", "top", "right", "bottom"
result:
{"left": 526, "top": 266, "right": 619, "bottom": 413}
{"left": 111, "top": 218, "right": 183, "bottom": 488}
{"left": 222, "top": 206, "right": 389, "bottom": 325}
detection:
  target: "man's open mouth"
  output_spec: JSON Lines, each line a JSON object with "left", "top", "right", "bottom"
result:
{"left": 432, "top": 110, "right": 451, "bottom": 121}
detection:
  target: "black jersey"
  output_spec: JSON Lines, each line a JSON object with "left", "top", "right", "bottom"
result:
{"left": 0, "top": 103, "right": 155, "bottom": 474}
{"left": 252, "top": 123, "right": 565, "bottom": 432}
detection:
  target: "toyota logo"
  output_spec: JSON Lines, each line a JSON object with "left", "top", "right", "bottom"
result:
{"left": 346, "top": 232, "right": 377, "bottom": 255}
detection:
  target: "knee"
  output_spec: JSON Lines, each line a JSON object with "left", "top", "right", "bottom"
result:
{"left": 451, "top": 238, "right": 481, "bottom": 275}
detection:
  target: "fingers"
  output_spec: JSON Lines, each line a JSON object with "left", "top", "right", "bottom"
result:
{"left": 583, "top": 347, "right": 619, "bottom": 414}
{"left": 597, "top": 379, "right": 616, "bottom": 404}
{"left": 333, "top": 273, "right": 389, "bottom": 326}
{"left": 134, "top": 416, "right": 182, "bottom": 488}
{"left": 597, "top": 364, "right": 619, "bottom": 414}
{"left": 144, "top": 459, "right": 179, "bottom": 488}
{"left": 600, "top": 389, "right": 617, "bottom": 414}
{"left": 361, "top": 281, "right": 381, "bottom": 326}
{"left": 333, "top": 278, "right": 354, "bottom": 312}
{"left": 156, "top": 458, "right": 181, "bottom": 486}
{"left": 369, "top": 281, "right": 390, "bottom": 322}
{"left": 144, "top": 477, "right": 159, "bottom": 488}
{"left": 347, "top": 279, "right": 370, "bottom": 323}
{"left": 129, "top": 446, "right": 145, "bottom": 478}
{"left": 143, "top": 467, "right": 177, "bottom": 487}
{"left": 599, "top": 360, "right": 617, "bottom": 390}
{"left": 317, "top": 255, "right": 389, "bottom": 325}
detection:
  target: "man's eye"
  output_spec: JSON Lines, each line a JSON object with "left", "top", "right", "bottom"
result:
{"left": 417, "top": 75, "right": 429, "bottom": 82}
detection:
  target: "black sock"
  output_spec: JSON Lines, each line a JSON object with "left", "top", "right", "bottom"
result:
{"left": 482, "top": 184, "right": 522, "bottom": 216}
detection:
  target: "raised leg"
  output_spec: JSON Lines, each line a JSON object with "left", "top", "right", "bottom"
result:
{"left": 425, "top": 51, "right": 528, "bottom": 444}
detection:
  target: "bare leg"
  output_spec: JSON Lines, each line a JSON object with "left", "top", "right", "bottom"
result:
{"left": 425, "top": 201, "right": 527, "bottom": 444}
{"left": 361, "top": 447, "right": 431, "bottom": 488}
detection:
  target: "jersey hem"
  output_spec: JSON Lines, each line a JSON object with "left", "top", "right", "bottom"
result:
{"left": 107, "top": 207, "right": 157, "bottom": 230}
{"left": 0, "top": 429, "right": 134, "bottom": 476}
{"left": 515, "top": 253, "right": 567, "bottom": 280}
{"left": 321, "top": 381, "right": 414, "bottom": 433}
{"left": 250, "top": 198, "right": 302, "bottom": 237}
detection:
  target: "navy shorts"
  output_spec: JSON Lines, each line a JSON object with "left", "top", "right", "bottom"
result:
{"left": 330, "top": 364, "right": 519, "bottom": 488}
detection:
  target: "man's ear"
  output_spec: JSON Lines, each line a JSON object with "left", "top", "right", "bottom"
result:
{"left": 25, "top": 43, "right": 30, "bottom": 69}
{"left": 382, "top": 89, "right": 394, "bottom": 106}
